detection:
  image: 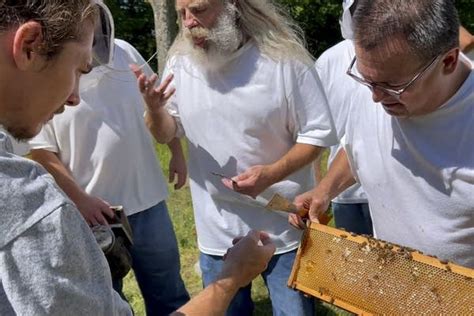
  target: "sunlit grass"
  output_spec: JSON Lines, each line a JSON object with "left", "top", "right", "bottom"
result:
{"left": 123, "top": 144, "right": 350, "bottom": 315}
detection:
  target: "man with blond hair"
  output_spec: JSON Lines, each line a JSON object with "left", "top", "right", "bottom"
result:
{"left": 134, "top": 0, "right": 337, "bottom": 314}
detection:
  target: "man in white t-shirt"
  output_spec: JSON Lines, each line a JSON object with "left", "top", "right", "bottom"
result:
{"left": 133, "top": 0, "right": 337, "bottom": 314}
{"left": 314, "top": 0, "right": 373, "bottom": 235}
{"left": 290, "top": 0, "right": 474, "bottom": 269}
{"left": 29, "top": 39, "right": 190, "bottom": 315}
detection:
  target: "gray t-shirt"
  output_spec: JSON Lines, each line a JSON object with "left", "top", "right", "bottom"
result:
{"left": 0, "top": 132, "right": 131, "bottom": 315}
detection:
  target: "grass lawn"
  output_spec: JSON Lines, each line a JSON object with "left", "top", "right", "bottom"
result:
{"left": 123, "top": 143, "right": 351, "bottom": 315}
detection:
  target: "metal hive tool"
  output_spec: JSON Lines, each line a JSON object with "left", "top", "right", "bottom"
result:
{"left": 288, "top": 223, "right": 474, "bottom": 315}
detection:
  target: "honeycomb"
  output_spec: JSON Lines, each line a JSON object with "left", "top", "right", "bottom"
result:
{"left": 288, "top": 223, "right": 474, "bottom": 315}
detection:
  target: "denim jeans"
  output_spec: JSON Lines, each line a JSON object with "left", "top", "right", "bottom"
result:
{"left": 332, "top": 202, "right": 373, "bottom": 236}
{"left": 200, "top": 250, "right": 314, "bottom": 316}
{"left": 113, "top": 201, "right": 189, "bottom": 316}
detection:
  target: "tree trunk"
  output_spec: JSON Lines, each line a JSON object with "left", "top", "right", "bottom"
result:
{"left": 147, "top": 0, "right": 178, "bottom": 76}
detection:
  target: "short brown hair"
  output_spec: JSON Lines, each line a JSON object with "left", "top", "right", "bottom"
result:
{"left": 0, "top": 0, "right": 98, "bottom": 58}
{"left": 353, "top": 0, "right": 460, "bottom": 62}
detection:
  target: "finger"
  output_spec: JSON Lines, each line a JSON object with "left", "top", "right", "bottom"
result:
{"left": 163, "top": 87, "right": 176, "bottom": 100}
{"left": 89, "top": 217, "right": 99, "bottom": 227}
{"left": 308, "top": 205, "right": 321, "bottom": 224}
{"left": 176, "top": 172, "right": 186, "bottom": 189}
{"left": 221, "top": 178, "right": 236, "bottom": 190}
{"left": 245, "top": 230, "right": 261, "bottom": 243}
{"left": 102, "top": 206, "right": 115, "bottom": 218}
{"left": 288, "top": 214, "right": 305, "bottom": 230}
{"left": 258, "top": 231, "right": 272, "bottom": 245}
{"left": 97, "top": 213, "right": 109, "bottom": 226}
{"left": 149, "top": 73, "right": 158, "bottom": 87}
{"left": 130, "top": 64, "right": 143, "bottom": 78}
{"left": 232, "top": 237, "right": 243, "bottom": 245}
{"left": 169, "top": 169, "right": 175, "bottom": 184}
{"left": 137, "top": 74, "right": 148, "bottom": 93}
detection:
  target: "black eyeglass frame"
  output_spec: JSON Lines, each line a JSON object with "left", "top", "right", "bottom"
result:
{"left": 346, "top": 54, "right": 441, "bottom": 100}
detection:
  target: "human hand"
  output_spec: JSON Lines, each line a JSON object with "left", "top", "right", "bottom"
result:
{"left": 130, "top": 64, "right": 175, "bottom": 115}
{"left": 221, "top": 165, "right": 275, "bottom": 198}
{"left": 169, "top": 152, "right": 187, "bottom": 190}
{"left": 75, "top": 194, "right": 114, "bottom": 226}
{"left": 220, "top": 231, "right": 275, "bottom": 288}
{"left": 288, "top": 189, "right": 330, "bottom": 230}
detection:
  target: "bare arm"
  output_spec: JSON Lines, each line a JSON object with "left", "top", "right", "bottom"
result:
{"left": 172, "top": 231, "right": 275, "bottom": 316}
{"left": 223, "top": 143, "right": 324, "bottom": 198}
{"left": 167, "top": 138, "right": 187, "bottom": 190}
{"left": 289, "top": 148, "right": 357, "bottom": 229}
{"left": 131, "top": 65, "right": 178, "bottom": 143}
{"left": 313, "top": 148, "right": 328, "bottom": 184}
{"left": 30, "top": 149, "right": 114, "bottom": 226}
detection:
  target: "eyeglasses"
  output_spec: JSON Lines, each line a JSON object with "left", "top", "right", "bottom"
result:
{"left": 346, "top": 54, "right": 440, "bottom": 100}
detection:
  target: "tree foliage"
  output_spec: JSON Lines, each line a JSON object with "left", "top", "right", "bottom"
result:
{"left": 107, "top": 0, "right": 473, "bottom": 65}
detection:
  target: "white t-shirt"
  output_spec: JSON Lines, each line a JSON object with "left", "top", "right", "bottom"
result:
{"left": 342, "top": 67, "right": 474, "bottom": 268}
{"left": 29, "top": 39, "right": 168, "bottom": 216}
{"left": 164, "top": 41, "right": 337, "bottom": 255}
{"left": 315, "top": 40, "right": 367, "bottom": 204}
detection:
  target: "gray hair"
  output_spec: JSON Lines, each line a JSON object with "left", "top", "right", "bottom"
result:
{"left": 0, "top": 0, "right": 98, "bottom": 59}
{"left": 171, "top": 0, "right": 313, "bottom": 65}
{"left": 352, "top": 0, "right": 460, "bottom": 62}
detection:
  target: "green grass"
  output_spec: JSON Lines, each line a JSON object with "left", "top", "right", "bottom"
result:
{"left": 123, "top": 143, "right": 350, "bottom": 315}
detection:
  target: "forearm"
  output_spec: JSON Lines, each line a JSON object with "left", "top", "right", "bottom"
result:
{"left": 268, "top": 143, "right": 324, "bottom": 184}
{"left": 145, "top": 107, "right": 177, "bottom": 144}
{"left": 167, "top": 137, "right": 184, "bottom": 157}
{"left": 313, "top": 148, "right": 328, "bottom": 183}
{"left": 316, "top": 148, "right": 356, "bottom": 200}
{"left": 30, "top": 149, "right": 87, "bottom": 204}
{"left": 172, "top": 278, "right": 238, "bottom": 316}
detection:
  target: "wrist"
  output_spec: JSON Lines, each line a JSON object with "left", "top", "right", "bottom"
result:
{"left": 146, "top": 105, "right": 168, "bottom": 117}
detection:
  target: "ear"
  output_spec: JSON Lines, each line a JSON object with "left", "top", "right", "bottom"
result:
{"left": 440, "top": 48, "right": 459, "bottom": 75}
{"left": 12, "top": 21, "right": 45, "bottom": 71}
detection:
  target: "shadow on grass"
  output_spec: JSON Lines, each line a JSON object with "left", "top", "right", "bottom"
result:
{"left": 253, "top": 297, "right": 353, "bottom": 316}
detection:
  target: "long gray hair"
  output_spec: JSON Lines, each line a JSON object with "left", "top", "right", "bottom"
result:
{"left": 169, "top": 0, "right": 313, "bottom": 65}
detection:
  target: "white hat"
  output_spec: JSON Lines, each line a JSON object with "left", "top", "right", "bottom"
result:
{"left": 340, "top": 0, "right": 356, "bottom": 40}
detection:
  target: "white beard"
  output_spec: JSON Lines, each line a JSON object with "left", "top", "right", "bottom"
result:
{"left": 181, "top": 2, "right": 243, "bottom": 71}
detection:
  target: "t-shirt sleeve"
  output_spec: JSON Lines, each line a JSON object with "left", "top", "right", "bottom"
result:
{"left": 162, "top": 59, "right": 185, "bottom": 138}
{"left": 27, "top": 122, "right": 59, "bottom": 153}
{"left": 0, "top": 204, "right": 132, "bottom": 316}
{"left": 286, "top": 64, "right": 338, "bottom": 148}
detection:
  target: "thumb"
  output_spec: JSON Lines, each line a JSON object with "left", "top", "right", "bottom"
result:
{"left": 308, "top": 203, "right": 321, "bottom": 224}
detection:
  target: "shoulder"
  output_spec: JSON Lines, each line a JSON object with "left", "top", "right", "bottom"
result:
{"left": 0, "top": 153, "right": 74, "bottom": 248}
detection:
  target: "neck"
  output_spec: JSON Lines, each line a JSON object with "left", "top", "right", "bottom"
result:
{"left": 440, "top": 57, "right": 472, "bottom": 106}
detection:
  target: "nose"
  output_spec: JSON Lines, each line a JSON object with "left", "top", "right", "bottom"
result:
{"left": 183, "top": 10, "right": 197, "bottom": 29}
{"left": 65, "top": 81, "right": 81, "bottom": 106}
{"left": 371, "top": 86, "right": 392, "bottom": 104}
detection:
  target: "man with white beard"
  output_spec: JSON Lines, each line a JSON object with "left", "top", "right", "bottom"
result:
{"left": 133, "top": 0, "right": 337, "bottom": 315}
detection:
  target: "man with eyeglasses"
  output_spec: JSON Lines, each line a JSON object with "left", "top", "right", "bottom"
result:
{"left": 290, "top": 0, "right": 474, "bottom": 269}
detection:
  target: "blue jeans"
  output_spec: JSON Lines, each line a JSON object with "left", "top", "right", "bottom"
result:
{"left": 332, "top": 202, "right": 373, "bottom": 236}
{"left": 200, "top": 250, "right": 314, "bottom": 316}
{"left": 113, "top": 201, "right": 189, "bottom": 316}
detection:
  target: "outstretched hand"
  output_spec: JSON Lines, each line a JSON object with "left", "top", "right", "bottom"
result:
{"left": 220, "top": 230, "right": 276, "bottom": 288}
{"left": 130, "top": 64, "right": 175, "bottom": 114}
